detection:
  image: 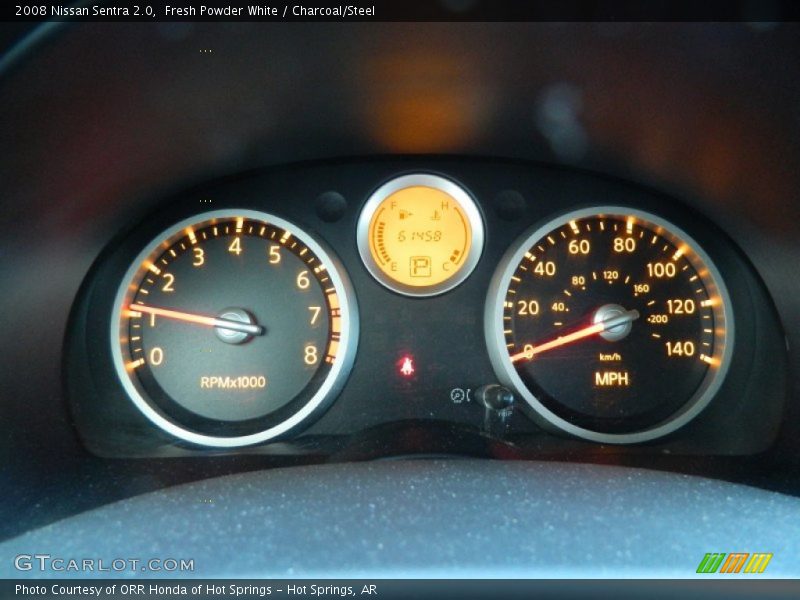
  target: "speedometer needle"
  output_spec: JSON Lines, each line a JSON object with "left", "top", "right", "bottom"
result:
{"left": 510, "top": 309, "right": 640, "bottom": 363}
{"left": 129, "top": 304, "right": 265, "bottom": 336}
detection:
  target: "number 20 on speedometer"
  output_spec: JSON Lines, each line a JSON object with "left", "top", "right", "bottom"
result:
{"left": 485, "top": 207, "right": 733, "bottom": 444}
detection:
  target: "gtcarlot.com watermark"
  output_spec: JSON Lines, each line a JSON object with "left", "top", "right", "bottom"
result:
{"left": 14, "top": 553, "right": 194, "bottom": 573}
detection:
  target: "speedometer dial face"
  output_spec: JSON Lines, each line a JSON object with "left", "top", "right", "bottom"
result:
{"left": 112, "top": 210, "right": 358, "bottom": 447}
{"left": 486, "top": 207, "right": 733, "bottom": 443}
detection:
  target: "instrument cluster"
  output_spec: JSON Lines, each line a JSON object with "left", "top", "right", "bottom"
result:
{"left": 66, "top": 158, "right": 787, "bottom": 458}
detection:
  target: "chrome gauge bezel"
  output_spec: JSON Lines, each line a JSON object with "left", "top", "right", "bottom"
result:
{"left": 110, "top": 209, "right": 359, "bottom": 448}
{"left": 356, "top": 173, "right": 485, "bottom": 297}
{"left": 485, "top": 206, "right": 735, "bottom": 444}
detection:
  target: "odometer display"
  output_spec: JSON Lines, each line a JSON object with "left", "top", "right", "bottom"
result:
{"left": 112, "top": 210, "right": 357, "bottom": 447}
{"left": 486, "top": 207, "right": 732, "bottom": 443}
{"left": 357, "top": 174, "right": 484, "bottom": 297}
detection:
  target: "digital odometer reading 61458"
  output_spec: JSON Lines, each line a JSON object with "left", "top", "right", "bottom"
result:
{"left": 486, "top": 207, "right": 733, "bottom": 444}
{"left": 357, "top": 174, "right": 484, "bottom": 297}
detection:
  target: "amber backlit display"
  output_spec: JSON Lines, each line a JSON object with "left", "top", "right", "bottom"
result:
{"left": 367, "top": 185, "right": 473, "bottom": 288}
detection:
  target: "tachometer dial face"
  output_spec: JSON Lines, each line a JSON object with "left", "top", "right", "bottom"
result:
{"left": 357, "top": 174, "right": 484, "bottom": 296}
{"left": 486, "top": 207, "right": 733, "bottom": 443}
{"left": 111, "top": 210, "right": 358, "bottom": 447}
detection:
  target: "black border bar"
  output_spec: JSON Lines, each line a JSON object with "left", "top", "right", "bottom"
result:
{"left": 5, "top": 0, "right": 800, "bottom": 22}
{"left": 4, "top": 579, "right": 800, "bottom": 600}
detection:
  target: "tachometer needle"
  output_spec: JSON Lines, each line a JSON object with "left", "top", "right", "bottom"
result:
{"left": 128, "top": 304, "right": 265, "bottom": 336}
{"left": 510, "top": 309, "right": 639, "bottom": 363}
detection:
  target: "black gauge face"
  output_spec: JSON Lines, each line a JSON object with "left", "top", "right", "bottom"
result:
{"left": 112, "top": 210, "right": 357, "bottom": 447}
{"left": 486, "top": 208, "right": 732, "bottom": 443}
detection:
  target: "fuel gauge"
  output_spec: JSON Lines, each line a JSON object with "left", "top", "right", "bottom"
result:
{"left": 357, "top": 174, "right": 484, "bottom": 296}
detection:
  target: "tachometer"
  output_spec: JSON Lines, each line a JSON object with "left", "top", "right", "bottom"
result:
{"left": 485, "top": 207, "right": 733, "bottom": 443}
{"left": 111, "top": 209, "right": 358, "bottom": 447}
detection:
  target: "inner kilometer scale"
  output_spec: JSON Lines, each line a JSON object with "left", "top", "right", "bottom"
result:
{"left": 111, "top": 210, "right": 357, "bottom": 447}
{"left": 486, "top": 207, "right": 732, "bottom": 443}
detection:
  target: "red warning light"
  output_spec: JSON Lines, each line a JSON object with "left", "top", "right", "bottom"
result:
{"left": 398, "top": 355, "right": 415, "bottom": 377}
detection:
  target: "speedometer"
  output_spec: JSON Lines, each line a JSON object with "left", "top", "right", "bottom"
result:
{"left": 485, "top": 207, "right": 733, "bottom": 443}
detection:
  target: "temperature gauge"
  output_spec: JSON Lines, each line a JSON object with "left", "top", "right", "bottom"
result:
{"left": 357, "top": 174, "right": 484, "bottom": 296}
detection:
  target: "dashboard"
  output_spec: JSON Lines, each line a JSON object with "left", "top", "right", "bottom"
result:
{"left": 2, "top": 19, "right": 800, "bottom": 581}
{"left": 66, "top": 158, "right": 785, "bottom": 458}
